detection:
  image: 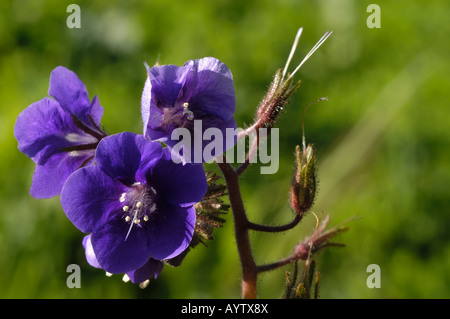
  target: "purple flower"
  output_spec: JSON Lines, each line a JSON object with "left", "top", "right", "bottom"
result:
{"left": 141, "top": 57, "right": 237, "bottom": 163}
{"left": 14, "top": 66, "right": 106, "bottom": 198}
{"left": 61, "top": 132, "right": 207, "bottom": 274}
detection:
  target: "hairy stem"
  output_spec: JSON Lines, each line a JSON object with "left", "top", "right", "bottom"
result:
{"left": 217, "top": 158, "right": 257, "bottom": 299}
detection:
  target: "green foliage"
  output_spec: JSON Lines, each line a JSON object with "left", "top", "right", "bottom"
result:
{"left": 1, "top": 0, "right": 449, "bottom": 298}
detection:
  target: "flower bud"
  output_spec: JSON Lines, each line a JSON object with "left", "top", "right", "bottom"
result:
{"left": 290, "top": 144, "right": 317, "bottom": 215}
{"left": 255, "top": 69, "right": 301, "bottom": 129}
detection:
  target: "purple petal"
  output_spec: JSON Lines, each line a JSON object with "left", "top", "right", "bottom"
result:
{"left": 48, "top": 66, "right": 92, "bottom": 119}
{"left": 95, "top": 132, "right": 163, "bottom": 186}
{"left": 90, "top": 219, "right": 151, "bottom": 273}
{"left": 142, "top": 64, "right": 192, "bottom": 137}
{"left": 82, "top": 235, "right": 102, "bottom": 269}
{"left": 88, "top": 95, "right": 104, "bottom": 127}
{"left": 141, "top": 77, "right": 153, "bottom": 138}
{"left": 180, "top": 57, "right": 235, "bottom": 121}
{"left": 31, "top": 151, "right": 95, "bottom": 199}
{"left": 14, "top": 97, "right": 83, "bottom": 164}
{"left": 200, "top": 116, "right": 238, "bottom": 163}
{"left": 149, "top": 149, "right": 207, "bottom": 207}
{"left": 61, "top": 166, "right": 124, "bottom": 233}
{"left": 147, "top": 64, "right": 191, "bottom": 108}
{"left": 126, "top": 258, "right": 164, "bottom": 284}
{"left": 141, "top": 78, "right": 167, "bottom": 142}
{"left": 147, "top": 205, "right": 196, "bottom": 260}
{"left": 162, "top": 116, "right": 238, "bottom": 164}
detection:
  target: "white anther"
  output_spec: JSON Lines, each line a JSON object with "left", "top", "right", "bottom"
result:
{"left": 119, "top": 193, "right": 126, "bottom": 203}
{"left": 132, "top": 182, "right": 141, "bottom": 186}
{"left": 123, "top": 205, "right": 129, "bottom": 212}
{"left": 183, "top": 108, "right": 194, "bottom": 120}
{"left": 139, "top": 279, "right": 150, "bottom": 289}
{"left": 136, "top": 201, "right": 143, "bottom": 208}
{"left": 143, "top": 215, "right": 149, "bottom": 222}
{"left": 122, "top": 274, "right": 130, "bottom": 283}
{"left": 182, "top": 102, "right": 189, "bottom": 108}
{"left": 125, "top": 216, "right": 131, "bottom": 222}
{"left": 134, "top": 219, "right": 141, "bottom": 224}
{"left": 105, "top": 272, "right": 112, "bottom": 277}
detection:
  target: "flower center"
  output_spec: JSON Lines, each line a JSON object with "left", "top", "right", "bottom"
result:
{"left": 161, "top": 102, "right": 195, "bottom": 131}
{"left": 118, "top": 182, "right": 158, "bottom": 240}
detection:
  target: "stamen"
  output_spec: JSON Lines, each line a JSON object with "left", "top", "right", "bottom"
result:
{"left": 182, "top": 102, "right": 194, "bottom": 120}
{"left": 125, "top": 210, "right": 139, "bottom": 241}
{"left": 122, "top": 274, "right": 130, "bottom": 283}
{"left": 132, "top": 182, "right": 141, "bottom": 186}
{"left": 122, "top": 185, "right": 157, "bottom": 241}
{"left": 184, "top": 110, "right": 194, "bottom": 120}
{"left": 119, "top": 193, "right": 126, "bottom": 203}
{"left": 139, "top": 279, "right": 150, "bottom": 289}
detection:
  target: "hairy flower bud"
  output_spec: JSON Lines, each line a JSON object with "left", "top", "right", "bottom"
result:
{"left": 255, "top": 69, "right": 301, "bottom": 129}
{"left": 290, "top": 144, "right": 317, "bottom": 215}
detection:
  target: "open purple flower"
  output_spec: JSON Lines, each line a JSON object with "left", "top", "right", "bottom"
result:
{"left": 14, "top": 66, "right": 106, "bottom": 198}
{"left": 61, "top": 132, "right": 207, "bottom": 274}
{"left": 141, "top": 57, "right": 237, "bottom": 163}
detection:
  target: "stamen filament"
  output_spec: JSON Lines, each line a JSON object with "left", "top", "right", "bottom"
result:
{"left": 125, "top": 210, "right": 139, "bottom": 241}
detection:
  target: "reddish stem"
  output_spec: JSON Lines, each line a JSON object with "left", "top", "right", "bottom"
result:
{"left": 217, "top": 159, "right": 257, "bottom": 299}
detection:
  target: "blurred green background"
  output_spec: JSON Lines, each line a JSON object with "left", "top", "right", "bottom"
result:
{"left": 1, "top": 0, "right": 449, "bottom": 299}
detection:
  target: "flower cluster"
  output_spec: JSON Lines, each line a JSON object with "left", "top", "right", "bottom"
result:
{"left": 15, "top": 57, "right": 236, "bottom": 286}
{"left": 15, "top": 29, "right": 344, "bottom": 298}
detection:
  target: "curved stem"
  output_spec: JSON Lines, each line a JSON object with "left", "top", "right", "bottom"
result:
{"left": 217, "top": 159, "right": 258, "bottom": 299}
{"left": 247, "top": 213, "right": 302, "bottom": 232}
{"left": 257, "top": 255, "right": 298, "bottom": 273}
